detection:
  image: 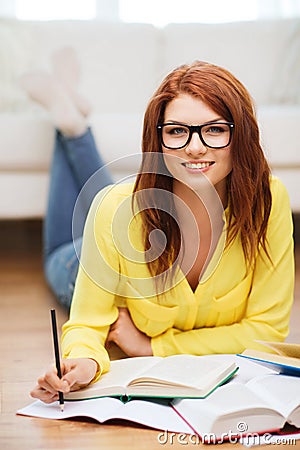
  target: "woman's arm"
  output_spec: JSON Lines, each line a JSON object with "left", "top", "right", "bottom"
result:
{"left": 106, "top": 307, "right": 153, "bottom": 356}
{"left": 61, "top": 187, "right": 123, "bottom": 380}
{"left": 151, "top": 178, "right": 295, "bottom": 356}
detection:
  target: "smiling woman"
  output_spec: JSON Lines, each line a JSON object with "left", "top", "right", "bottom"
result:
{"left": 157, "top": 95, "right": 234, "bottom": 211}
{"left": 29, "top": 60, "right": 294, "bottom": 406}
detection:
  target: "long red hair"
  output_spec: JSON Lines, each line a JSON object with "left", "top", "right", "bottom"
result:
{"left": 133, "top": 61, "right": 272, "bottom": 280}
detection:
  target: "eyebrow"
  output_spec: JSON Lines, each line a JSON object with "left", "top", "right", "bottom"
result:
{"left": 164, "top": 117, "right": 225, "bottom": 125}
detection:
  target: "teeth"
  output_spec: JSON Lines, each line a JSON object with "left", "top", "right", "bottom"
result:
{"left": 184, "top": 162, "right": 212, "bottom": 169}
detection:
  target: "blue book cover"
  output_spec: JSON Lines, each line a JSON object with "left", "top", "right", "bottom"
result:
{"left": 236, "top": 352, "right": 300, "bottom": 377}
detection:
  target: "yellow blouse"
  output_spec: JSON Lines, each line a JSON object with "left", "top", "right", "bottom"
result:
{"left": 61, "top": 176, "right": 294, "bottom": 379}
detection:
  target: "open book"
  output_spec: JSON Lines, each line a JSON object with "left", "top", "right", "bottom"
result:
{"left": 17, "top": 397, "right": 192, "bottom": 434}
{"left": 17, "top": 355, "right": 300, "bottom": 440}
{"left": 237, "top": 341, "right": 300, "bottom": 376}
{"left": 64, "top": 355, "right": 238, "bottom": 400}
{"left": 172, "top": 372, "right": 300, "bottom": 440}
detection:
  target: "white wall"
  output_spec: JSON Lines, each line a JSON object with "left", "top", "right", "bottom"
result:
{"left": 1, "top": 0, "right": 300, "bottom": 22}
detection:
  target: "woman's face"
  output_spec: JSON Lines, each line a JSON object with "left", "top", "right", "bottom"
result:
{"left": 161, "top": 93, "right": 233, "bottom": 201}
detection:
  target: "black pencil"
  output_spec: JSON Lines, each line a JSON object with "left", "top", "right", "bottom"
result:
{"left": 50, "top": 309, "right": 64, "bottom": 412}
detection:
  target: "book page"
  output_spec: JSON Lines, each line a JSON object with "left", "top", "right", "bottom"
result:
{"left": 17, "top": 397, "right": 193, "bottom": 434}
{"left": 239, "top": 350, "right": 300, "bottom": 369}
{"left": 93, "top": 357, "right": 161, "bottom": 387}
{"left": 204, "top": 354, "right": 275, "bottom": 384}
{"left": 66, "top": 356, "right": 161, "bottom": 399}
{"left": 208, "top": 354, "right": 276, "bottom": 383}
{"left": 247, "top": 374, "right": 300, "bottom": 424}
{"left": 129, "top": 354, "right": 236, "bottom": 389}
{"left": 257, "top": 341, "right": 300, "bottom": 358}
{"left": 172, "top": 383, "right": 285, "bottom": 437}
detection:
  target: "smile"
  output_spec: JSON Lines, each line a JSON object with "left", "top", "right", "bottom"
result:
{"left": 182, "top": 161, "right": 214, "bottom": 169}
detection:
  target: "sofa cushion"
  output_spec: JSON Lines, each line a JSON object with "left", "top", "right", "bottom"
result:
{"left": 270, "top": 22, "right": 300, "bottom": 104}
{"left": 0, "top": 112, "right": 143, "bottom": 172}
{"left": 0, "top": 113, "right": 54, "bottom": 170}
{"left": 0, "top": 20, "right": 160, "bottom": 114}
{"left": 161, "top": 19, "right": 300, "bottom": 105}
{"left": 271, "top": 169, "right": 299, "bottom": 212}
{"left": 257, "top": 105, "right": 300, "bottom": 165}
{"left": 0, "top": 172, "right": 49, "bottom": 218}
{"left": 0, "top": 19, "right": 35, "bottom": 111}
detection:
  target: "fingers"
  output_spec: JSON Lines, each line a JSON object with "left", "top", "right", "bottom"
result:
{"left": 105, "top": 308, "right": 123, "bottom": 345}
{"left": 106, "top": 325, "right": 121, "bottom": 347}
{"left": 61, "top": 358, "right": 97, "bottom": 388}
{"left": 43, "top": 366, "right": 71, "bottom": 393}
{"left": 30, "top": 365, "right": 70, "bottom": 403}
{"left": 106, "top": 307, "right": 134, "bottom": 344}
{"left": 30, "top": 358, "right": 97, "bottom": 404}
{"left": 107, "top": 308, "right": 130, "bottom": 335}
{"left": 30, "top": 385, "right": 59, "bottom": 404}
{"left": 36, "top": 367, "right": 69, "bottom": 395}
{"left": 118, "top": 307, "right": 130, "bottom": 319}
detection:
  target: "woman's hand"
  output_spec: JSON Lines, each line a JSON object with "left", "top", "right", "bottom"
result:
{"left": 106, "top": 307, "right": 153, "bottom": 357}
{"left": 30, "top": 357, "right": 98, "bottom": 404}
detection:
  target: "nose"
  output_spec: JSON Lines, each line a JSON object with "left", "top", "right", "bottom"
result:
{"left": 185, "top": 131, "right": 207, "bottom": 156}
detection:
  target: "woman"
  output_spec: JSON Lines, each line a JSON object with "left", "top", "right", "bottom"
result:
{"left": 30, "top": 61, "right": 294, "bottom": 403}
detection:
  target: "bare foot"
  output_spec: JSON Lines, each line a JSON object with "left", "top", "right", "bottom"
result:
{"left": 20, "top": 71, "right": 87, "bottom": 137}
{"left": 51, "top": 47, "right": 91, "bottom": 117}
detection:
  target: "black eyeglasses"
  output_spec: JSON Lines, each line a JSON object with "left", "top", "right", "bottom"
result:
{"left": 157, "top": 121, "right": 235, "bottom": 150}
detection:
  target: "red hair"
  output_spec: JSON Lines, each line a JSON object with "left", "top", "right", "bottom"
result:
{"left": 133, "top": 61, "right": 272, "bottom": 280}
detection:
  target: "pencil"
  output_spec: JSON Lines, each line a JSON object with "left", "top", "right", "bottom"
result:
{"left": 50, "top": 309, "right": 64, "bottom": 412}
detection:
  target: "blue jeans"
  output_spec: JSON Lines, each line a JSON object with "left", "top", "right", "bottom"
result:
{"left": 44, "top": 128, "right": 113, "bottom": 309}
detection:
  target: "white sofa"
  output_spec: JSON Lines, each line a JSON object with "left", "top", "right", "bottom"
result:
{"left": 0, "top": 18, "right": 300, "bottom": 218}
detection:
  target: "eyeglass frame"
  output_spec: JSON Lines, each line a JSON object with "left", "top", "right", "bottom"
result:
{"left": 157, "top": 121, "right": 235, "bottom": 150}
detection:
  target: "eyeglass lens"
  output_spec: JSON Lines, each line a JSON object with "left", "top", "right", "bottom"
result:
{"left": 161, "top": 123, "right": 232, "bottom": 149}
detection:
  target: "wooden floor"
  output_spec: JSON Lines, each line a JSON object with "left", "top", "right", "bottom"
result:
{"left": 1, "top": 219, "right": 300, "bottom": 450}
